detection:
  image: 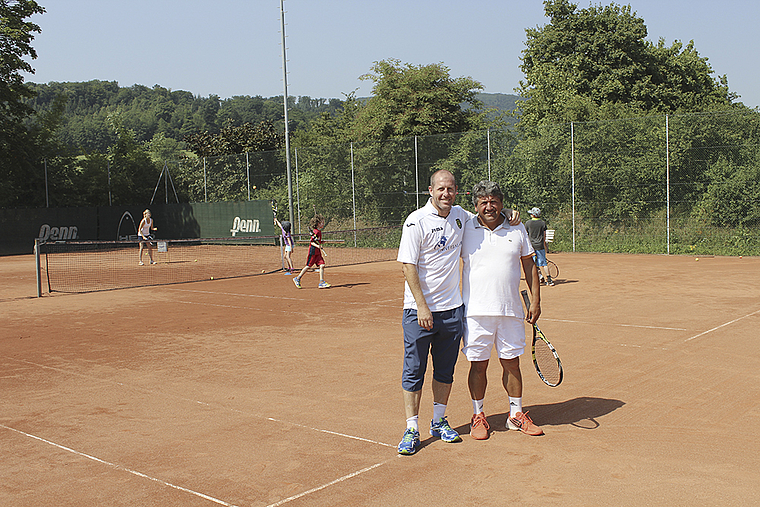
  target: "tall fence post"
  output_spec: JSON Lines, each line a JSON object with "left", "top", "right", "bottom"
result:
{"left": 414, "top": 136, "right": 420, "bottom": 209}
{"left": 44, "top": 159, "right": 49, "bottom": 208}
{"left": 487, "top": 129, "right": 491, "bottom": 180}
{"left": 295, "top": 147, "right": 301, "bottom": 234}
{"left": 666, "top": 114, "right": 671, "bottom": 255}
{"left": 107, "top": 160, "right": 112, "bottom": 206}
{"left": 293, "top": 148, "right": 301, "bottom": 234}
{"left": 350, "top": 142, "right": 357, "bottom": 246}
{"left": 35, "top": 239, "right": 42, "bottom": 297}
{"left": 571, "top": 121, "right": 576, "bottom": 252}
{"left": 246, "top": 152, "right": 250, "bottom": 201}
{"left": 203, "top": 157, "right": 207, "bottom": 203}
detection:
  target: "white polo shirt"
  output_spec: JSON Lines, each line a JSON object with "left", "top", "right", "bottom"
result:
{"left": 397, "top": 200, "right": 473, "bottom": 311}
{"left": 461, "top": 215, "right": 534, "bottom": 318}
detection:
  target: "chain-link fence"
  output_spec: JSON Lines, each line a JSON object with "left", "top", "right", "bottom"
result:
{"left": 168, "top": 110, "right": 760, "bottom": 256}
{"left": 519, "top": 111, "right": 760, "bottom": 255}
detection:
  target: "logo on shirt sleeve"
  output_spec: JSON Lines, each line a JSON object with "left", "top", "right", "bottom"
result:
{"left": 456, "top": 218, "right": 462, "bottom": 229}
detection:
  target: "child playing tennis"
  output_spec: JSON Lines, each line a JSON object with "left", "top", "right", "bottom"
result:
{"left": 293, "top": 214, "right": 330, "bottom": 289}
{"left": 274, "top": 217, "right": 295, "bottom": 274}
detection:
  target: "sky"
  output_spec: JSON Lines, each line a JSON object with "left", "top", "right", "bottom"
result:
{"left": 21, "top": 0, "right": 760, "bottom": 109}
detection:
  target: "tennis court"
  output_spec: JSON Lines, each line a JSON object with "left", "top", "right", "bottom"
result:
{"left": 1, "top": 252, "right": 759, "bottom": 506}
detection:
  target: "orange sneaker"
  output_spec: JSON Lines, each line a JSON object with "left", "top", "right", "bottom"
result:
{"left": 470, "top": 412, "right": 490, "bottom": 440}
{"left": 507, "top": 411, "right": 544, "bottom": 436}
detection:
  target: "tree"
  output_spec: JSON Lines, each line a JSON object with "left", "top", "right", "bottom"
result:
{"left": 0, "top": 0, "right": 44, "bottom": 130}
{"left": 290, "top": 62, "right": 506, "bottom": 224}
{"left": 508, "top": 0, "right": 750, "bottom": 229}
{"left": 0, "top": 0, "right": 45, "bottom": 207}
{"left": 352, "top": 59, "right": 487, "bottom": 141}
{"left": 517, "top": 0, "right": 736, "bottom": 126}
{"left": 103, "top": 113, "right": 160, "bottom": 205}
{"left": 183, "top": 119, "right": 286, "bottom": 158}
{"left": 338, "top": 61, "right": 493, "bottom": 222}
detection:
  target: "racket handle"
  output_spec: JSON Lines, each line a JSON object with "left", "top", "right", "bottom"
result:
{"left": 521, "top": 289, "right": 531, "bottom": 311}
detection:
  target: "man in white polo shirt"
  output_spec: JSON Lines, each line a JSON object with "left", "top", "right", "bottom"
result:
{"left": 396, "top": 170, "right": 520, "bottom": 455}
{"left": 461, "top": 180, "right": 544, "bottom": 440}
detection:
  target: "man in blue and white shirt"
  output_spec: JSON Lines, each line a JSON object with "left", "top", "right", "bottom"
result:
{"left": 395, "top": 170, "right": 520, "bottom": 455}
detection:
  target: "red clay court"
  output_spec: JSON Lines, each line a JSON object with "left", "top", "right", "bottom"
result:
{"left": 1, "top": 252, "right": 759, "bottom": 506}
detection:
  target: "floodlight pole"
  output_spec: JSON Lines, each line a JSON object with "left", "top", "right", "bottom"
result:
{"left": 280, "top": 0, "right": 294, "bottom": 224}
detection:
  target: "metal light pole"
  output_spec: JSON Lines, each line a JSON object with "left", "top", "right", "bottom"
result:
{"left": 280, "top": 0, "right": 294, "bottom": 224}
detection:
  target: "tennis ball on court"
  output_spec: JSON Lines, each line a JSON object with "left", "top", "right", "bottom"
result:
{"left": 695, "top": 258, "right": 699, "bottom": 261}
{"left": 261, "top": 269, "right": 266, "bottom": 273}
{"left": 210, "top": 276, "right": 214, "bottom": 280}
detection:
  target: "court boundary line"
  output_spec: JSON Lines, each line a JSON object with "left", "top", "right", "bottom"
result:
{"left": 173, "top": 299, "right": 397, "bottom": 326}
{"left": 684, "top": 308, "right": 760, "bottom": 342}
{"left": 4, "top": 357, "right": 396, "bottom": 505}
{"left": 1, "top": 421, "right": 391, "bottom": 507}
{"left": 0, "top": 423, "right": 239, "bottom": 507}
{"left": 542, "top": 317, "right": 687, "bottom": 332}
{"left": 166, "top": 287, "right": 400, "bottom": 308}
{"left": 265, "top": 461, "right": 390, "bottom": 507}
{"left": 6, "top": 357, "right": 395, "bottom": 450}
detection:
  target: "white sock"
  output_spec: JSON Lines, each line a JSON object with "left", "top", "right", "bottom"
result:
{"left": 432, "top": 402, "right": 447, "bottom": 422}
{"left": 472, "top": 399, "right": 484, "bottom": 414}
{"left": 406, "top": 416, "right": 419, "bottom": 432}
{"left": 509, "top": 397, "right": 523, "bottom": 417}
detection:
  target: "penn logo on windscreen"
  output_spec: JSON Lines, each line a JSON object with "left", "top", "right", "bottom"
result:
{"left": 38, "top": 224, "right": 79, "bottom": 241}
{"left": 230, "top": 217, "right": 260, "bottom": 236}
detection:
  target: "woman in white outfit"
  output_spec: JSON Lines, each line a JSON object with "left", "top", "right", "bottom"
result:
{"left": 138, "top": 209, "right": 157, "bottom": 265}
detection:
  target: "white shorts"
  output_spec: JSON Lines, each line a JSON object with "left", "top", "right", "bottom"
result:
{"left": 462, "top": 315, "right": 526, "bottom": 361}
{"left": 285, "top": 245, "right": 293, "bottom": 252}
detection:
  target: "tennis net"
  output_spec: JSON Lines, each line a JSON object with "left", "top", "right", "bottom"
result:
{"left": 37, "top": 226, "right": 401, "bottom": 294}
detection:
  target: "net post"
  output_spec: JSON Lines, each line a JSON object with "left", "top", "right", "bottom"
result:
{"left": 35, "top": 239, "right": 42, "bottom": 297}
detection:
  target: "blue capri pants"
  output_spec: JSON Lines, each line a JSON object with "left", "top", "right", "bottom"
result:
{"left": 401, "top": 304, "right": 464, "bottom": 392}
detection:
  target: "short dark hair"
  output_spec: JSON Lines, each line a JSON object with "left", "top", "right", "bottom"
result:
{"left": 471, "top": 180, "right": 504, "bottom": 208}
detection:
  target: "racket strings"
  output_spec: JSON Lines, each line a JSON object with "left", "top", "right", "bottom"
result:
{"left": 534, "top": 339, "right": 561, "bottom": 385}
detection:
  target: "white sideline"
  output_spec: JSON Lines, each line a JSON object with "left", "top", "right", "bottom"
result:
{"left": 542, "top": 317, "right": 687, "bottom": 332}
{"left": 4, "top": 357, "right": 394, "bottom": 506}
{"left": 684, "top": 308, "right": 760, "bottom": 342}
{"left": 0, "top": 423, "right": 238, "bottom": 507}
{"left": 9, "top": 358, "right": 394, "bottom": 449}
{"left": 266, "top": 461, "right": 390, "bottom": 507}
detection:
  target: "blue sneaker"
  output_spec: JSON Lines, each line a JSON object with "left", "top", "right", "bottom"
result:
{"left": 397, "top": 428, "right": 420, "bottom": 455}
{"left": 430, "top": 416, "right": 462, "bottom": 443}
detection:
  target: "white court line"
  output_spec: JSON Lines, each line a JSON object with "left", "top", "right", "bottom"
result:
{"left": 259, "top": 415, "right": 394, "bottom": 448}
{"left": 175, "top": 299, "right": 304, "bottom": 314}
{"left": 173, "top": 300, "right": 396, "bottom": 327}
{"left": 0, "top": 423, "right": 238, "bottom": 507}
{"left": 266, "top": 461, "right": 390, "bottom": 507}
{"left": 8, "top": 358, "right": 394, "bottom": 449}
{"left": 169, "top": 288, "right": 302, "bottom": 302}
{"left": 3, "top": 358, "right": 395, "bottom": 505}
{"left": 685, "top": 308, "right": 760, "bottom": 342}
{"left": 542, "top": 317, "right": 687, "bottom": 332}
{"left": 166, "top": 288, "right": 400, "bottom": 308}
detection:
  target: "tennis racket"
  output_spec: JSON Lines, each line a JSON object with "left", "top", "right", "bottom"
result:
{"left": 547, "top": 259, "right": 559, "bottom": 279}
{"left": 271, "top": 199, "right": 278, "bottom": 220}
{"left": 521, "top": 289, "right": 563, "bottom": 387}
